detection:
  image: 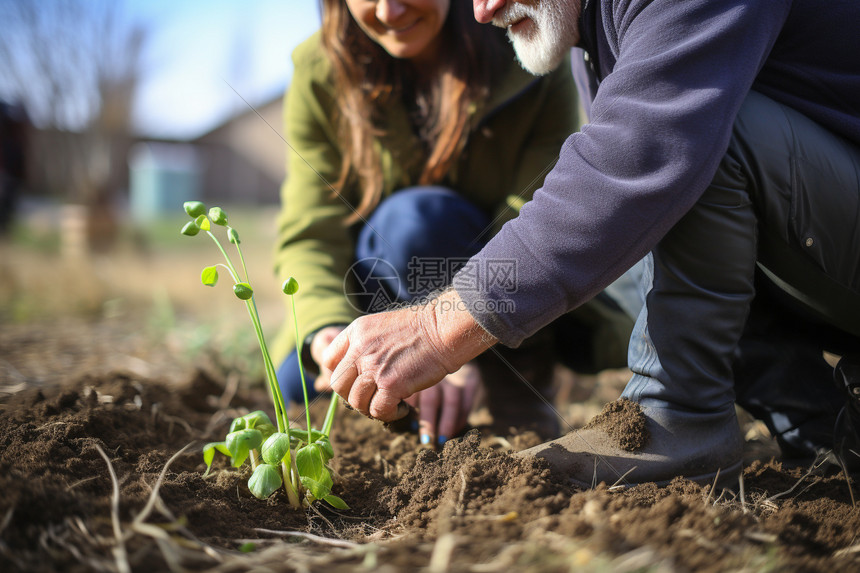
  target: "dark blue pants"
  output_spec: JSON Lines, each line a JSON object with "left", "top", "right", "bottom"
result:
{"left": 623, "top": 91, "right": 860, "bottom": 459}
{"left": 277, "top": 186, "right": 492, "bottom": 404}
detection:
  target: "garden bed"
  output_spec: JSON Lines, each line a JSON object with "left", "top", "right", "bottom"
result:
{"left": 2, "top": 319, "right": 859, "bottom": 572}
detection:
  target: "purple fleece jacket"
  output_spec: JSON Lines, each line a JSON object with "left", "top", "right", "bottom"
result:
{"left": 454, "top": 0, "right": 860, "bottom": 348}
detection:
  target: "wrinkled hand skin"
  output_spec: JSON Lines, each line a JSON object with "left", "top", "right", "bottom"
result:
{"left": 322, "top": 289, "right": 496, "bottom": 423}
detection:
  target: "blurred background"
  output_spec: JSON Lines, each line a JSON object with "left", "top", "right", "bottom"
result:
{"left": 0, "top": 0, "right": 322, "bottom": 383}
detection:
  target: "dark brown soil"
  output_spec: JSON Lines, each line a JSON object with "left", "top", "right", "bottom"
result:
{"left": 583, "top": 398, "right": 648, "bottom": 451}
{"left": 2, "top": 320, "right": 860, "bottom": 573}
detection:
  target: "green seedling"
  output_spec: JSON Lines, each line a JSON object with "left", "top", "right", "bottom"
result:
{"left": 182, "top": 201, "right": 346, "bottom": 510}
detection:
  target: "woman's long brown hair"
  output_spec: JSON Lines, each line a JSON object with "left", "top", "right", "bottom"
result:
{"left": 319, "top": 0, "right": 509, "bottom": 222}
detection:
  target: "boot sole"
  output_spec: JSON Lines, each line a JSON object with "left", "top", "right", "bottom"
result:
{"left": 568, "top": 459, "right": 743, "bottom": 492}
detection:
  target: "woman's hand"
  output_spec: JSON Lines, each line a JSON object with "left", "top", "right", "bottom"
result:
{"left": 310, "top": 325, "right": 347, "bottom": 392}
{"left": 406, "top": 361, "right": 482, "bottom": 446}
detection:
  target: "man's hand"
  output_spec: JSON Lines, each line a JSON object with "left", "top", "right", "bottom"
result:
{"left": 322, "top": 289, "right": 496, "bottom": 422}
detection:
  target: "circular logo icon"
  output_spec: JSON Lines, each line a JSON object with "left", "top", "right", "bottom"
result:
{"left": 344, "top": 257, "right": 401, "bottom": 313}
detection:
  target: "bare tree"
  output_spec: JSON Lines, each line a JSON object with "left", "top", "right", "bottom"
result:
{"left": 0, "top": 0, "right": 146, "bottom": 250}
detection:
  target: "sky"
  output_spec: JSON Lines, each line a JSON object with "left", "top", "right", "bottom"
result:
{"left": 129, "top": 0, "right": 321, "bottom": 140}
{"left": 0, "top": 0, "right": 321, "bottom": 141}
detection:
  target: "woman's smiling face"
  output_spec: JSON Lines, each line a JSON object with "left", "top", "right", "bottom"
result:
{"left": 345, "top": 0, "right": 450, "bottom": 64}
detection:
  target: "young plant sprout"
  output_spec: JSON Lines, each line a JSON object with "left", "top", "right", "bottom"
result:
{"left": 181, "top": 201, "right": 346, "bottom": 510}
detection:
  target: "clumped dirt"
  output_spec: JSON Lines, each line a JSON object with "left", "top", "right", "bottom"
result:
{"left": 583, "top": 398, "right": 648, "bottom": 451}
{"left": 2, "top": 322, "right": 860, "bottom": 572}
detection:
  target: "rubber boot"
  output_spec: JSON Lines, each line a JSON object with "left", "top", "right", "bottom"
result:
{"left": 518, "top": 400, "right": 743, "bottom": 489}
{"left": 476, "top": 327, "right": 560, "bottom": 440}
{"left": 517, "top": 144, "right": 757, "bottom": 488}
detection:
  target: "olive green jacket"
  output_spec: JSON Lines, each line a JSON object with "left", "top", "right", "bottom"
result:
{"left": 271, "top": 31, "right": 580, "bottom": 362}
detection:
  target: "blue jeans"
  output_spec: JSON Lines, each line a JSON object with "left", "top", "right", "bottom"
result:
{"left": 277, "top": 186, "right": 492, "bottom": 404}
{"left": 623, "top": 91, "right": 860, "bottom": 458}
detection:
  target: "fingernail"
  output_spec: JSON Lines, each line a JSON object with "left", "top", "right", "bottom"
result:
{"left": 437, "top": 435, "right": 448, "bottom": 445}
{"left": 420, "top": 434, "right": 431, "bottom": 445}
{"left": 410, "top": 420, "right": 419, "bottom": 432}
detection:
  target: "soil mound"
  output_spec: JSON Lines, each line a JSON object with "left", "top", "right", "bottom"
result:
{"left": 584, "top": 398, "right": 648, "bottom": 451}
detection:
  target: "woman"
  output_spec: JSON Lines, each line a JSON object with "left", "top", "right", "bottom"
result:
{"left": 273, "top": 0, "right": 622, "bottom": 444}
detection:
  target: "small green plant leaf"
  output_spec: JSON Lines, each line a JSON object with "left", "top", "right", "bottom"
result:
{"left": 180, "top": 221, "right": 200, "bottom": 236}
{"left": 296, "top": 443, "right": 325, "bottom": 482}
{"left": 248, "top": 463, "right": 282, "bottom": 499}
{"left": 229, "top": 417, "right": 246, "bottom": 433}
{"left": 226, "top": 429, "right": 263, "bottom": 468}
{"left": 282, "top": 277, "right": 299, "bottom": 295}
{"left": 288, "top": 429, "right": 326, "bottom": 448}
{"left": 228, "top": 228, "right": 240, "bottom": 244}
{"left": 195, "top": 214, "right": 211, "bottom": 231}
{"left": 261, "top": 432, "right": 291, "bottom": 465}
{"left": 184, "top": 201, "right": 206, "bottom": 218}
{"left": 201, "top": 266, "right": 218, "bottom": 287}
{"left": 233, "top": 282, "right": 253, "bottom": 300}
{"left": 316, "top": 436, "right": 334, "bottom": 463}
{"left": 256, "top": 422, "right": 276, "bottom": 441}
{"left": 242, "top": 411, "right": 273, "bottom": 429}
{"left": 323, "top": 494, "right": 349, "bottom": 510}
{"left": 300, "top": 470, "right": 333, "bottom": 501}
{"left": 202, "top": 441, "right": 229, "bottom": 477}
{"left": 239, "top": 542, "right": 256, "bottom": 553}
{"left": 209, "top": 206, "right": 228, "bottom": 226}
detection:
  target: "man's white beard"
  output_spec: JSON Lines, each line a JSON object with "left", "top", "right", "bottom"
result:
{"left": 497, "top": 1, "right": 580, "bottom": 76}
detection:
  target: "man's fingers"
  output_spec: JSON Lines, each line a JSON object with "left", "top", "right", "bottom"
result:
{"left": 347, "top": 372, "right": 377, "bottom": 416}
{"left": 321, "top": 327, "right": 350, "bottom": 373}
{"left": 369, "top": 386, "right": 409, "bottom": 423}
{"left": 328, "top": 355, "right": 358, "bottom": 406}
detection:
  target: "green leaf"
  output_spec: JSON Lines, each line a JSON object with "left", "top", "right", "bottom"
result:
{"left": 180, "top": 221, "right": 200, "bottom": 236}
{"left": 261, "top": 432, "right": 292, "bottom": 465}
{"left": 242, "top": 411, "right": 273, "bottom": 429}
{"left": 288, "top": 429, "right": 326, "bottom": 449}
{"left": 323, "top": 494, "right": 350, "bottom": 510}
{"left": 201, "top": 266, "right": 218, "bottom": 287}
{"left": 229, "top": 417, "right": 246, "bottom": 433}
{"left": 317, "top": 437, "right": 334, "bottom": 463}
{"left": 209, "top": 207, "right": 228, "bottom": 226}
{"left": 233, "top": 282, "right": 253, "bottom": 300}
{"left": 282, "top": 277, "right": 299, "bottom": 295}
{"left": 195, "top": 214, "right": 211, "bottom": 231}
{"left": 184, "top": 201, "right": 206, "bottom": 218}
{"left": 202, "top": 441, "right": 227, "bottom": 477}
{"left": 248, "top": 463, "right": 282, "bottom": 499}
{"left": 256, "top": 422, "right": 276, "bottom": 441}
{"left": 300, "top": 470, "right": 333, "bottom": 500}
{"left": 225, "top": 429, "right": 263, "bottom": 468}
{"left": 239, "top": 542, "right": 256, "bottom": 553}
{"left": 296, "top": 443, "right": 325, "bottom": 482}
{"left": 289, "top": 429, "right": 308, "bottom": 446}
{"left": 228, "top": 227, "right": 240, "bottom": 244}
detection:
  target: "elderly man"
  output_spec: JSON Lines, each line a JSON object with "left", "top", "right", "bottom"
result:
{"left": 322, "top": 0, "right": 860, "bottom": 489}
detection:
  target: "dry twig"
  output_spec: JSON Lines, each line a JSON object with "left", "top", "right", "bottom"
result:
{"left": 94, "top": 444, "right": 131, "bottom": 573}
